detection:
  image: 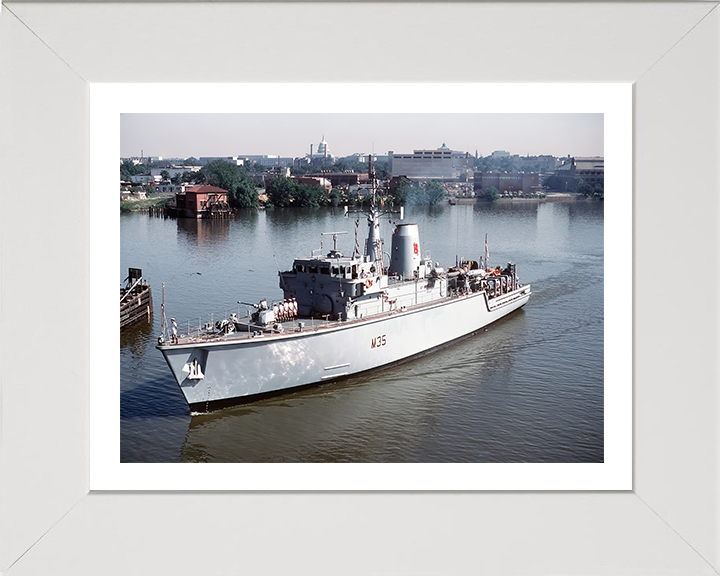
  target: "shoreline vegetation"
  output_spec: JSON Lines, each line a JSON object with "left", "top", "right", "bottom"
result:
{"left": 120, "top": 196, "right": 173, "bottom": 213}
{"left": 120, "top": 159, "right": 603, "bottom": 213}
{"left": 119, "top": 190, "right": 598, "bottom": 213}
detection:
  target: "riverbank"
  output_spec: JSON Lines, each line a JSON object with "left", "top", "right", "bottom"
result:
{"left": 452, "top": 193, "right": 599, "bottom": 205}
{"left": 120, "top": 196, "right": 172, "bottom": 212}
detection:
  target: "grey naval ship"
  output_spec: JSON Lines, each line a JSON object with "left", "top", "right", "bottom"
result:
{"left": 157, "top": 181, "right": 531, "bottom": 413}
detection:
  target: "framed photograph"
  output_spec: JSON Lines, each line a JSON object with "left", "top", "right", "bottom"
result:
{"left": 2, "top": 2, "right": 717, "bottom": 574}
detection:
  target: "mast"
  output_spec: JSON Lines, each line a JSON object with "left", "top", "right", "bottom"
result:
{"left": 365, "top": 154, "right": 381, "bottom": 263}
{"left": 345, "top": 153, "right": 403, "bottom": 269}
{"left": 484, "top": 233, "right": 489, "bottom": 271}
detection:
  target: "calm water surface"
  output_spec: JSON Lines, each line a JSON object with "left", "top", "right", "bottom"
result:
{"left": 120, "top": 200, "right": 603, "bottom": 463}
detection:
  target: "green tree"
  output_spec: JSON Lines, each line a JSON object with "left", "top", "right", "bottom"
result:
{"left": 120, "top": 160, "right": 146, "bottom": 181}
{"left": 187, "top": 170, "right": 205, "bottom": 185}
{"left": 295, "top": 183, "right": 328, "bottom": 207}
{"left": 265, "top": 176, "right": 328, "bottom": 207}
{"left": 373, "top": 161, "right": 390, "bottom": 180}
{"left": 290, "top": 163, "right": 314, "bottom": 176}
{"left": 333, "top": 159, "right": 351, "bottom": 172}
{"left": 392, "top": 180, "right": 409, "bottom": 205}
{"left": 481, "top": 186, "right": 500, "bottom": 201}
{"left": 160, "top": 170, "right": 170, "bottom": 182}
{"left": 425, "top": 181, "right": 446, "bottom": 205}
{"left": 578, "top": 183, "right": 594, "bottom": 196}
{"left": 202, "top": 159, "right": 240, "bottom": 191}
{"left": 200, "top": 159, "right": 258, "bottom": 209}
{"left": 230, "top": 178, "right": 259, "bottom": 209}
{"left": 388, "top": 180, "right": 422, "bottom": 205}
{"left": 543, "top": 175, "right": 561, "bottom": 190}
{"left": 265, "top": 176, "right": 296, "bottom": 207}
{"left": 328, "top": 188, "right": 342, "bottom": 207}
{"left": 389, "top": 180, "right": 447, "bottom": 206}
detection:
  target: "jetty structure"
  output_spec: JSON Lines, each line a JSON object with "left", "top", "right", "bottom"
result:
{"left": 157, "top": 162, "right": 531, "bottom": 413}
{"left": 120, "top": 268, "right": 153, "bottom": 329}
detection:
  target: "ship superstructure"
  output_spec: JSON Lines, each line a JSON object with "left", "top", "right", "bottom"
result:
{"left": 157, "top": 170, "right": 531, "bottom": 413}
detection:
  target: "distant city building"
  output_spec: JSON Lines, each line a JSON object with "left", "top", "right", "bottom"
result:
{"left": 572, "top": 157, "right": 604, "bottom": 187}
{"left": 553, "top": 156, "right": 604, "bottom": 190}
{"left": 345, "top": 152, "right": 389, "bottom": 165}
{"left": 389, "top": 144, "right": 471, "bottom": 179}
{"left": 123, "top": 156, "right": 162, "bottom": 164}
{"left": 315, "top": 137, "right": 330, "bottom": 158}
{"left": 308, "top": 136, "right": 335, "bottom": 167}
{"left": 149, "top": 166, "right": 201, "bottom": 179}
{"left": 240, "top": 155, "right": 294, "bottom": 168}
{"left": 198, "top": 156, "right": 245, "bottom": 167}
{"left": 257, "top": 167, "right": 292, "bottom": 187}
{"left": 509, "top": 155, "right": 558, "bottom": 173}
{"left": 155, "top": 183, "right": 185, "bottom": 195}
{"left": 474, "top": 172, "right": 541, "bottom": 195}
{"left": 130, "top": 174, "right": 160, "bottom": 185}
{"left": 121, "top": 156, "right": 168, "bottom": 166}
{"left": 490, "top": 150, "right": 510, "bottom": 159}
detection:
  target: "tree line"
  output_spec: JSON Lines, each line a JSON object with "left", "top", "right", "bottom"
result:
{"left": 186, "top": 160, "right": 259, "bottom": 209}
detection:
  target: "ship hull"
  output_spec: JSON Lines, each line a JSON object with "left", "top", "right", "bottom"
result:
{"left": 158, "top": 285, "right": 530, "bottom": 413}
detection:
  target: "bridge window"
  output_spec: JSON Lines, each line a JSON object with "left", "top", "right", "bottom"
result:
{"left": 320, "top": 266, "right": 330, "bottom": 275}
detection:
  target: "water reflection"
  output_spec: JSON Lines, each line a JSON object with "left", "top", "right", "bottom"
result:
{"left": 472, "top": 200, "right": 540, "bottom": 218}
{"left": 121, "top": 377, "right": 190, "bottom": 420}
{"left": 176, "top": 217, "right": 231, "bottom": 246}
{"left": 120, "top": 315, "right": 155, "bottom": 356}
{"left": 265, "top": 206, "right": 335, "bottom": 229}
{"left": 235, "top": 208, "right": 260, "bottom": 231}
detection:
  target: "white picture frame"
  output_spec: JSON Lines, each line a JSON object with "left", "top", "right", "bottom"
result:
{"left": 1, "top": 2, "right": 718, "bottom": 574}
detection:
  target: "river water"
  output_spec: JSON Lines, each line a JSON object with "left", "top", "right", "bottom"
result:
{"left": 120, "top": 199, "right": 604, "bottom": 463}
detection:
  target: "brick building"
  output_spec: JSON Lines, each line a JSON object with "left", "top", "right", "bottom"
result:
{"left": 175, "top": 185, "right": 230, "bottom": 218}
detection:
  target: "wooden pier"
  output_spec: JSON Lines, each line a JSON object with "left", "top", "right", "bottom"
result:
{"left": 121, "top": 268, "right": 153, "bottom": 329}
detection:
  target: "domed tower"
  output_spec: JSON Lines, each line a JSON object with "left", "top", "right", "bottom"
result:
{"left": 317, "top": 135, "right": 329, "bottom": 158}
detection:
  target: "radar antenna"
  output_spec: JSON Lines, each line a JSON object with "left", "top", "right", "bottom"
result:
{"left": 320, "top": 231, "right": 348, "bottom": 252}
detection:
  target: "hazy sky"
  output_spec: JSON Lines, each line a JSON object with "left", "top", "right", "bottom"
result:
{"left": 121, "top": 113, "right": 603, "bottom": 159}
